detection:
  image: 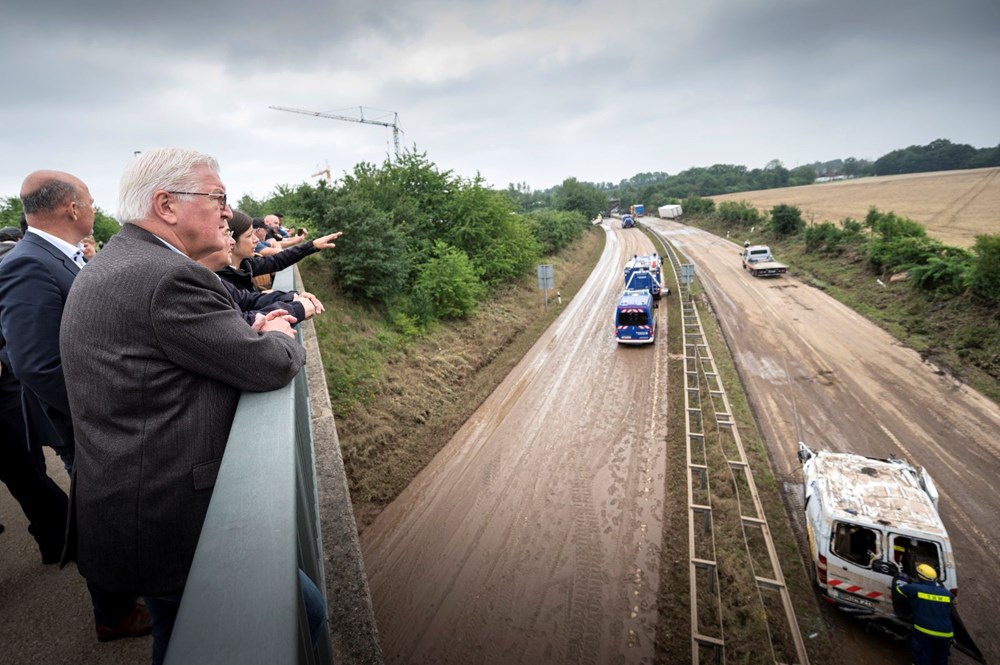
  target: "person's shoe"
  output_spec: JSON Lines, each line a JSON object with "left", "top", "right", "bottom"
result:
{"left": 96, "top": 604, "right": 152, "bottom": 642}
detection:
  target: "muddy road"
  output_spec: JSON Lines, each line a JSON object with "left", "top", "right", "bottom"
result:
{"left": 361, "top": 222, "right": 668, "bottom": 664}
{"left": 645, "top": 218, "right": 1000, "bottom": 664}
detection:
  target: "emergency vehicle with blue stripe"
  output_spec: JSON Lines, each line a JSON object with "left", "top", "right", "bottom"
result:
{"left": 614, "top": 289, "right": 656, "bottom": 344}
{"left": 623, "top": 253, "right": 663, "bottom": 299}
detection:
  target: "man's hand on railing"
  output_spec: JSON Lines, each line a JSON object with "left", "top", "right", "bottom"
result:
{"left": 253, "top": 309, "right": 298, "bottom": 338}
{"left": 293, "top": 292, "right": 324, "bottom": 318}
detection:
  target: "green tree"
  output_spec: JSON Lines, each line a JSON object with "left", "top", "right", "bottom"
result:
{"left": 410, "top": 241, "right": 485, "bottom": 323}
{"left": 324, "top": 194, "right": 410, "bottom": 303}
{"left": 0, "top": 196, "right": 23, "bottom": 228}
{"left": 553, "top": 178, "right": 605, "bottom": 218}
{"left": 234, "top": 193, "right": 265, "bottom": 217}
{"left": 443, "top": 175, "right": 539, "bottom": 285}
{"left": 526, "top": 209, "right": 589, "bottom": 254}
{"left": 788, "top": 165, "right": 817, "bottom": 187}
{"left": 92, "top": 209, "right": 121, "bottom": 244}
{"left": 770, "top": 204, "right": 805, "bottom": 237}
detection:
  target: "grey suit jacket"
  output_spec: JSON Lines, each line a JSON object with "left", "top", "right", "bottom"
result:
{"left": 60, "top": 223, "right": 306, "bottom": 594}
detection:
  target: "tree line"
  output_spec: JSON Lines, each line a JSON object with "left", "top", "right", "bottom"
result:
{"left": 235, "top": 151, "right": 591, "bottom": 330}
{"left": 2, "top": 137, "right": 996, "bottom": 328}
{"left": 502, "top": 138, "right": 999, "bottom": 215}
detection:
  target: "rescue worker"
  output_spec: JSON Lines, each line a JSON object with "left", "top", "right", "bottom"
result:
{"left": 894, "top": 563, "right": 953, "bottom": 665}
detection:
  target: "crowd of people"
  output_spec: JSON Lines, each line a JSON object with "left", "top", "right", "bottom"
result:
{"left": 0, "top": 148, "right": 341, "bottom": 663}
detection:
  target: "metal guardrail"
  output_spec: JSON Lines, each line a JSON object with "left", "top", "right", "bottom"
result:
{"left": 165, "top": 267, "right": 382, "bottom": 665}
{"left": 654, "top": 233, "right": 809, "bottom": 665}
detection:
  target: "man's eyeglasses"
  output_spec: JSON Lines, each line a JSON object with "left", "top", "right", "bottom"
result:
{"left": 167, "top": 191, "right": 228, "bottom": 209}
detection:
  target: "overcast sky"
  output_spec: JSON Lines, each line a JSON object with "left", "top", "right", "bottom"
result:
{"left": 1, "top": 0, "right": 997, "bottom": 214}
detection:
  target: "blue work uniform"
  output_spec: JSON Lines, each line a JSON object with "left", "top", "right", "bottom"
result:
{"left": 895, "top": 578, "right": 953, "bottom": 665}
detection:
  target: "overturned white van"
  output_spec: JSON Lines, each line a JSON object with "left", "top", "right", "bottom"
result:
{"left": 797, "top": 442, "right": 984, "bottom": 661}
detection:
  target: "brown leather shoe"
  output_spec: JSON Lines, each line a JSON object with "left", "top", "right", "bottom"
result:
{"left": 96, "top": 604, "right": 152, "bottom": 642}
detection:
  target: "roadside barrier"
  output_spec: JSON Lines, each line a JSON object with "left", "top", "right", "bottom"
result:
{"left": 655, "top": 233, "right": 809, "bottom": 665}
{"left": 165, "top": 267, "right": 382, "bottom": 665}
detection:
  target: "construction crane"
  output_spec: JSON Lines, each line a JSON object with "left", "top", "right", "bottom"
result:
{"left": 311, "top": 160, "right": 331, "bottom": 180}
{"left": 269, "top": 105, "right": 402, "bottom": 159}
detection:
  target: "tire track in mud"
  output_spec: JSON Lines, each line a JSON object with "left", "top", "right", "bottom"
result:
{"left": 363, "top": 222, "right": 670, "bottom": 663}
{"left": 647, "top": 218, "right": 1000, "bottom": 664}
{"left": 936, "top": 167, "right": 999, "bottom": 229}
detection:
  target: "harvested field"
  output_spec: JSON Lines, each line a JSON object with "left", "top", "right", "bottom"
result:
{"left": 709, "top": 167, "right": 1000, "bottom": 248}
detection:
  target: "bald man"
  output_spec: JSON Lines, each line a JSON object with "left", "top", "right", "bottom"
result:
{"left": 0, "top": 170, "right": 151, "bottom": 643}
{"left": 264, "top": 213, "right": 307, "bottom": 249}
{"left": 0, "top": 170, "right": 94, "bottom": 471}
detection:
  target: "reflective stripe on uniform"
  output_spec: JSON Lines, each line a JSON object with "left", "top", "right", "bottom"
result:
{"left": 914, "top": 624, "right": 954, "bottom": 639}
{"left": 916, "top": 592, "right": 951, "bottom": 603}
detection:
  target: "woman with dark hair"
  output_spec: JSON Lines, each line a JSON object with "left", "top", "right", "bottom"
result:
{"left": 219, "top": 210, "right": 342, "bottom": 292}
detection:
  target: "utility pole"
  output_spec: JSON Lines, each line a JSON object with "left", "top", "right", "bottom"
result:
{"left": 269, "top": 105, "right": 402, "bottom": 159}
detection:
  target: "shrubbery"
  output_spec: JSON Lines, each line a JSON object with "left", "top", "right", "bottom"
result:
{"left": 803, "top": 219, "right": 864, "bottom": 255}
{"left": 233, "top": 149, "right": 548, "bottom": 329}
{"left": 525, "top": 209, "right": 589, "bottom": 255}
{"left": 682, "top": 195, "right": 716, "bottom": 215}
{"left": 717, "top": 200, "right": 762, "bottom": 227}
{"left": 970, "top": 235, "right": 1000, "bottom": 303}
{"left": 769, "top": 204, "right": 804, "bottom": 237}
{"left": 409, "top": 241, "right": 485, "bottom": 323}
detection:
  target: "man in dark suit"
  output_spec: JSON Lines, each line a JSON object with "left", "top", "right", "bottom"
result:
{"left": 0, "top": 170, "right": 151, "bottom": 641}
{"left": 61, "top": 148, "right": 306, "bottom": 665}
{"left": 0, "top": 170, "right": 92, "bottom": 471}
{"left": 0, "top": 220, "right": 69, "bottom": 564}
{"left": 0, "top": 358, "right": 68, "bottom": 563}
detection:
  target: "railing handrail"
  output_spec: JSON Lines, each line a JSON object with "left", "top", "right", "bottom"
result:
{"left": 165, "top": 266, "right": 382, "bottom": 664}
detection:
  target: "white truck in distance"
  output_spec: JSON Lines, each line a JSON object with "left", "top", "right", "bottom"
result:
{"left": 740, "top": 244, "right": 787, "bottom": 277}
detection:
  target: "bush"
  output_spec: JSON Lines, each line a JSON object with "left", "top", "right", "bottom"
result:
{"left": 770, "top": 203, "right": 805, "bottom": 237}
{"left": 409, "top": 241, "right": 485, "bottom": 323}
{"left": 682, "top": 195, "right": 716, "bottom": 215}
{"left": 865, "top": 207, "right": 926, "bottom": 241}
{"left": 869, "top": 235, "right": 947, "bottom": 273}
{"left": 908, "top": 254, "right": 972, "bottom": 295}
{"left": 804, "top": 222, "right": 843, "bottom": 255}
{"left": 526, "top": 209, "right": 588, "bottom": 255}
{"left": 717, "top": 200, "right": 762, "bottom": 227}
{"left": 804, "top": 218, "right": 866, "bottom": 256}
{"left": 969, "top": 234, "right": 1000, "bottom": 303}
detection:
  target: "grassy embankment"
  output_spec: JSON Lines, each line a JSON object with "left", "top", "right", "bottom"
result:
{"left": 646, "top": 229, "right": 835, "bottom": 665}
{"left": 688, "top": 216, "right": 1000, "bottom": 405}
{"left": 299, "top": 225, "right": 605, "bottom": 529}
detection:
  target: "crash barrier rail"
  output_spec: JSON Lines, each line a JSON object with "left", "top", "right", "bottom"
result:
{"left": 165, "top": 267, "right": 382, "bottom": 665}
{"left": 655, "top": 233, "right": 809, "bottom": 665}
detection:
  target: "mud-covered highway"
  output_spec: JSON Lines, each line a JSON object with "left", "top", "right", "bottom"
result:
{"left": 362, "top": 221, "right": 668, "bottom": 664}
